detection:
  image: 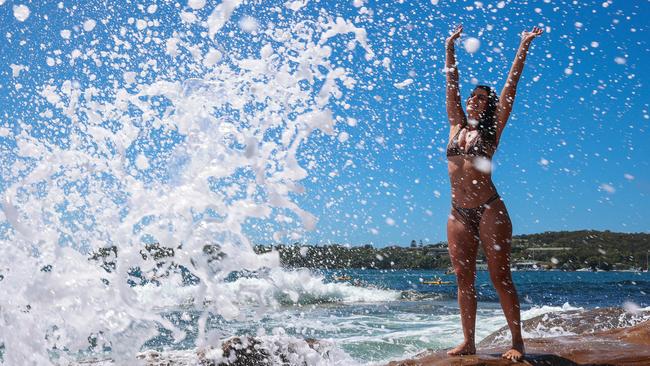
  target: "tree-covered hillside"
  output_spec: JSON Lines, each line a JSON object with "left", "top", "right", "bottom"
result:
{"left": 256, "top": 230, "right": 650, "bottom": 271}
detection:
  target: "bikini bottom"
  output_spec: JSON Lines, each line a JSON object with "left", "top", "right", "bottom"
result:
{"left": 452, "top": 192, "right": 501, "bottom": 230}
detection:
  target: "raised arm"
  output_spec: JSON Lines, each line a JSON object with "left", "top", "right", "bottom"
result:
{"left": 445, "top": 25, "right": 466, "bottom": 127}
{"left": 496, "top": 26, "right": 544, "bottom": 143}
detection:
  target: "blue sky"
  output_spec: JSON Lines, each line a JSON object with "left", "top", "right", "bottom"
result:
{"left": 1, "top": 0, "right": 648, "bottom": 247}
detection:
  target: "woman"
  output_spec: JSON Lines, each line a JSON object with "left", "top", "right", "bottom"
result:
{"left": 444, "top": 24, "right": 543, "bottom": 361}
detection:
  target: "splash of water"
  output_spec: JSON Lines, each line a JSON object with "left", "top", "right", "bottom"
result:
{"left": 0, "top": 2, "right": 374, "bottom": 364}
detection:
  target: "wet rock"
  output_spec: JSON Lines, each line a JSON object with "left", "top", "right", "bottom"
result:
{"left": 122, "top": 336, "right": 320, "bottom": 366}
{"left": 197, "top": 336, "right": 325, "bottom": 366}
{"left": 198, "top": 337, "right": 271, "bottom": 366}
{"left": 400, "top": 290, "right": 448, "bottom": 301}
{"left": 388, "top": 311, "right": 650, "bottom": 366}
{"left": 479, "top": 307, "right": 650, "bottom": 347}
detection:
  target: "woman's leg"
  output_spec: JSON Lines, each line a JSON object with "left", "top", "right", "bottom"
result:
{"left": 446, "top": 211, "right": 480, "bottom": 355}
{"left": 479, "top": 199, "right": 524, "bottom": 360}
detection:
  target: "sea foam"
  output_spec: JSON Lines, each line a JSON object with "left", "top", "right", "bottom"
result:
{"left": 0, "top": 1, "right": 375, "bottom": 364}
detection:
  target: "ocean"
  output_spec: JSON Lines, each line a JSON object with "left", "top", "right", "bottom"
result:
{"left": 134, "top": 269, "right": 650, "bottom": 365}
{"left": 3, "top": 1, "right": 648, "bottom": 364}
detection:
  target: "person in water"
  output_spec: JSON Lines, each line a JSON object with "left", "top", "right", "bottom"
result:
{"left": 444, "top": 24, "right": 543, "bottom": 361}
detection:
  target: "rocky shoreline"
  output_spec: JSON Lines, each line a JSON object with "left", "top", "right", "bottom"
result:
{"left": 388, "top": 308, "right": 650, "bottom": 366}
{"left": 72, "top": 307, "right": 650, "bottom": 365}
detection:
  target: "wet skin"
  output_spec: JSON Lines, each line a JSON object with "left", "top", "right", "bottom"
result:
{"left": 443, "top": 24, "right": 543, "bottom": 362}
{"left": 447, "top": 88, "right": 497, "bottom": 208}
{"left": 445, "top": 91, "right": 524, "bottom": 360}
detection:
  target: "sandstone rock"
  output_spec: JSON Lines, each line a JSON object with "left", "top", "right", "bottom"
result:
{"left": 479, "top": 307, "right": 650, "bottom": 347}
{"left": 388, "top": 319, "right": 650, "bottom": 366}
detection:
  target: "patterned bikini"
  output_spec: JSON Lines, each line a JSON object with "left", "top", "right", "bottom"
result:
{"left": 446, "top": 127, "right": 500, "bottom": 229}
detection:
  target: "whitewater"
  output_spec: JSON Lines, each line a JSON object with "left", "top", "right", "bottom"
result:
{"left": 1, "top": 0, "right": 379, "bottom": 363}
{"left": 1, "top": 0, "right": 648, "bottom": 365}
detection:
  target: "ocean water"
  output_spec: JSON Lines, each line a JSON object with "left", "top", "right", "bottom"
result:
{"left": 2, "top": 1, "right": 648, "bottom": 365}
{"left": 135, "top": 269, "right": 650, "bottom": 365}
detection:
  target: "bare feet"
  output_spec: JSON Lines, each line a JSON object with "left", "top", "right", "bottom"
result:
{"left": 502, "top": 343, "right": 525, "bottom": 362}
{"left": 446, "top": 341, "right": 476, "bottom": 356}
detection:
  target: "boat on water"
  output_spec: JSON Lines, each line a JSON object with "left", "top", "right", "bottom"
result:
{"left": 422, "top": 276, "right": 453, "bottom": 285}
{"left": 422, "top": 280, "right": 453, "bottom": 285}
{"left": 511, "top": 260, "right": 542, "bottom": 271}
{"left": 333, "top": 275, "right": 351, "bottom": 281}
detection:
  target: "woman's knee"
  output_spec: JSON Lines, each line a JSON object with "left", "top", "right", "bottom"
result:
{"left": 455, "top": 269, "right": 476, "bottom": 287}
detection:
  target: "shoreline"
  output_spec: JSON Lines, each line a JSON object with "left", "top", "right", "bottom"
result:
{"left": 73, "top": 306, "right": 650, "bottom": 365}
{"left": 259, "top": 229, "right": 650, "bottom": 272}
{"left": 387, "top": 307, "right": 650, "bottom": 366}
{"left": 387, "top": 322, "right": 650, "bottom": 366}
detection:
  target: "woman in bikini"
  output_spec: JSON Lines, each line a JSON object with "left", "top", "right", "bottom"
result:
{"left": 444, "top": 24, "right": 543, "bottom": 361}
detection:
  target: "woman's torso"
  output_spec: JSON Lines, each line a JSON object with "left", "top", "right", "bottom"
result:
{"left": 446, "top": 124, "right": 498, "bottom": 208}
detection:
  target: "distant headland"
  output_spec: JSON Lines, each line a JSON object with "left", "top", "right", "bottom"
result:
{"left": 255, "top": 230, "right": 650, "bottom": 271}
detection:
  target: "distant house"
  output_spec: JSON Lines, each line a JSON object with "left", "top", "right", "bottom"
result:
{"left": 426, "top": 246, "right": 449, "bottom": 256}
{"left": 525, "top": 247, "right": 571, "bottom": 261}
{"left": 511, "top": 261, "right": 542, "bottom": 271}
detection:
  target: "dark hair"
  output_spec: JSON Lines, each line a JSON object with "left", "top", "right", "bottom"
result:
{"left": 467, "top": 85, "right": 498, "bottom": 143}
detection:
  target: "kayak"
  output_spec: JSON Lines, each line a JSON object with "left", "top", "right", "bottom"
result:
{"left": 422, "top": 280, "right": 453, "bottom": 285}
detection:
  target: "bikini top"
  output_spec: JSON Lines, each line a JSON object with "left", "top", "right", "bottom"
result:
{"left": 446, "top": 126, "right": 495, "bottom": 159}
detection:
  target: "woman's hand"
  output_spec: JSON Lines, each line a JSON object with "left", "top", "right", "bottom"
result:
{"left": 446, "top": 24, "right": 463, "bottom": 48}
{"left": 521, "top": 26, "right": 543, "bottom": 44}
